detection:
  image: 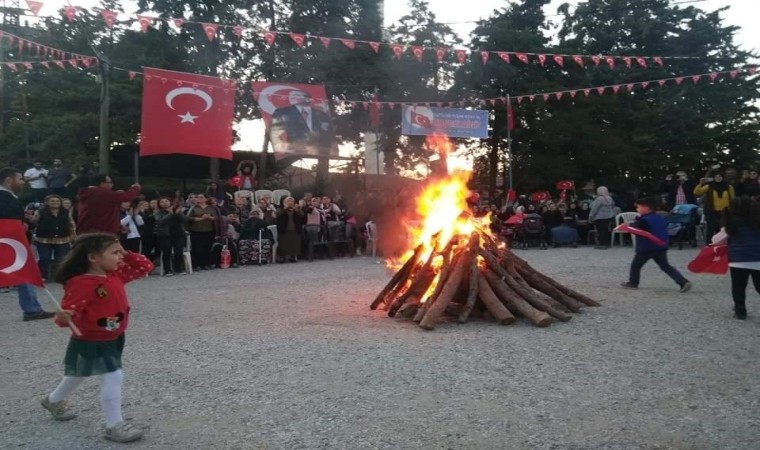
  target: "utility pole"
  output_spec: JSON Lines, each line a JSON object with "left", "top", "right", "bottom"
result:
{"left": 97, "top": 57, "right": 111, "bottom": 174}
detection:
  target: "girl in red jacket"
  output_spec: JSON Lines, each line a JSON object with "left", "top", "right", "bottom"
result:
{"left": 40, "top": 233, "right": 153, "bottom": 443}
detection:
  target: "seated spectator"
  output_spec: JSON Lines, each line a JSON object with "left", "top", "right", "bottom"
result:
{"left": 541, "top": 203, "right": 564, "bottom": 244}
{"left": 205, "top": 181, "right": 229, "bottom": 208}
{"left": 238, "top": 213, "right": 274, "bottom": 265}
{"left": 275, "top": 197, "right": 305, "bottom": 263}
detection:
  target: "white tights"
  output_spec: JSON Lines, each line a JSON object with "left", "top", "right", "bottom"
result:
{"left": 48, "top": 369, "right": 124, "bottom": 427}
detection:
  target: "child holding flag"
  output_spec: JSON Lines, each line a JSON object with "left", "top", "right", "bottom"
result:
{"left": 620, "top": 197, "right": 693, "bottom": 292}
{"left": 41, "top": 233, "right": 153, "bottom": 443}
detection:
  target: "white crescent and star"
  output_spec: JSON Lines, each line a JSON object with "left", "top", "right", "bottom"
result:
{"left": 0, "top": 238, "right": 28, "bottom": 274}
{"left": 165, "top": 87, "right": 213, "bottom": 124}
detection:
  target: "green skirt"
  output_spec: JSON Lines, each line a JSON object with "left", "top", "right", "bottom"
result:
{"left": 63, "top": 334, "right": 125, "bottom": 377}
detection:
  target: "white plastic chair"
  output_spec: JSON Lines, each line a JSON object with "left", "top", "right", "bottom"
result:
{"left": 234, "top": 190, "right": 254, "bottom": 201}
{"left": 271, "top": 189, "right": 291, "bottom": 206}
{"left": 611, "top": 212, "right": 639, "bottom": 247}
{"left": 255, "top": 189, "right": 273, "bottom": 204}
{"left": 267, "top": 224, "right": 278, "bottom": 263}
{"left": 366, "top": 221, "right": 378, "bottom": 257}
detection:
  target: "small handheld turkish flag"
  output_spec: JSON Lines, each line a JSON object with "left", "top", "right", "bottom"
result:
{"left": 0, "top": 220, "right": 44, "bottom": 287}
{"left": 140, "top": 67, "right": 235, "bottom": 159}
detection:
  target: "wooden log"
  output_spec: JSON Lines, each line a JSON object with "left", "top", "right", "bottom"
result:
{"left": 515, "top": 264, "right": 584, "bottom": 312}
{"left": 477, "top": 276, "right": 516, "bottom": 325}
{"left": 397, "top": 298, "right": 420, "bottom": 318}
{"left": 413, "top": 242, "right": 463, "bottom": 322}
{"left": 479, "top": 249, "right": 571, "bottom": 321}
{"left": 483, "top": 269, "right": 553, "bottom": 327}
{"left": 458, "top": 238, "right": 481, "bottom": 323}
{"left": 389, "top": 237, "right": 454, "bottom": 317}
{"left": 508, "top": 253, "right": 601, "bottom": 307}
{"left": 370, "top": 244, "right": 424, "bottom": 310}
{"left": 420, "top": 236, "right": 476, "bottom": 330}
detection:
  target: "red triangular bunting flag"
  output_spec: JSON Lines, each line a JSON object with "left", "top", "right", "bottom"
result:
{"left": 537, "top": 54, "right": 547, "bottom": 66}
{"left": 455, "top": 49, "right": 467, "bottom": 64}
{"left": 40, "top": 61, "right": 49, "bottom": 69}
{"left": 63, "top": 6, "right": 76, "bottom": 21}
{"left": 675, "top": 77, "right": 684, "bottom": 85}
{"left": 516, "top": 53, "right": 529, "bottom": 64}
{"left": 23, "top": 62, "right": 32, "bottom": 70}
{"left": 709, "top": 72, "right": 719, "bottom": 82}
{"left": 749, "top": 67, "right": 757, "bottom": 75}
{"left": 369, "top": 42, "right": 380, "bottom": 53}
{"left": 5, "top": 63, "right": 17, "bottom": 71}
{"left": 18, "top": 39, "right": 23, "bottom": 55}
{"left": 54, "top": 60, "right": 65, "bottom": 69}
{"left": 67, "top": 59, "right": 78, "bottom": 68}
{"left": 341, "top": 39, "right": 356, "bottom": 50}
{"left": 605, "top": 56, "right": 615, "bottom": 69}
{"left": 612, "top": 85, "right": 621, "bottom": 94}
{"left": 320, "top": 37, "right": 331, "bottom": 48}
{"left": 641, "top": 81, "right": 650, "bottom": 89}
{"left": 263, "top": 31, "right": 276, "bottom": 46}
{"left": 411, "top": 46, "right": 424, "bottom": 62}
{"left": 570, "top": 91, "right": 577, "bottom": 98}
{"left": 596, "top": 87, "right": 605, "bottom": 95}
{"left": 26, "top": 1, "right": 43, "bottom": 16}
{"left": 173, "top": 18, "right": 184, "bottom": 28}
{"left": 290, "top": 33, "right": 305, "bottom": 47}
{"left": 554, "top": 92, "right": 563, "bottom": 100}
{"left": 137, "top": 15, "right": 152, "bottom": 32}
{"left": 517, "top": 96, "right": 523, "bottom": 104}
{"left": 636, "top": 57, "right": 647, "bottom": 68}
{"left": 653, "top": 57, "right": 664, "bottom": 67}
{"left": 81, "top": 58, "right": 94, "bottom": 68}
{"left": 528, "top": 95, "right": 535, "bottom": 102}
{"left": 623, "top": 57, "right": 632, "bottom": 68}
{"left": 591, "top": 55, "right": 601, "bottom": 66}
{"left": 729, "top": 70, "right": 739, "bottom": 79}
{"left": 658, "top": 79, "right": 667, "bottom": 86}
{"left": 202, "top": 23, "right": 219, "bottom": 41}
{"left": 233, "top": 25, "right": 244, "bottom": 39}
{"left": 552, "top": 55, "right": 564, "bottom": 67}
{"left": 390, "top": 44, "right": 405, "bottom": 59}
{"left": 572, "top": 55, "right": 584, "bottom": 68}
{"left": 435, "top": 48, "right": 446, "bottom": 62}
{"left": 101, "top": 10, "right": 117, "bottom": 28}
{"left": 691, "top": 75, "right": 701, "bottom": 84}
{"left": 481, "top": 51, "right": 489, "bottom": 65}
{"left": 626, "top": 83, "right": 635, "bottom": 92}
{"left": 497, "top": 52, "right": 510, "bottom": 64}
{"left": 542, "top": 94, "right": 550, "bottom": 102}
{"left": 35, "top": 44, "right": 40, "bottom": 55}
{"left": 128, "top": 71, "right": 137, "bottom": 80}
{"left": 583, "top": 89, "right": 591, "bottom": 97}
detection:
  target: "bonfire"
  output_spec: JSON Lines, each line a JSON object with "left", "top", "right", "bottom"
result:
{"left": 370, "top": 136, "right": 600, "bottom": 330}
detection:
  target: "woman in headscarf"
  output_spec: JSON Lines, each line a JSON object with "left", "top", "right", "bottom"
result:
{"left": 275, "top": 196, "right": 304, "bottom": 262}
{"left": 589, "top": 186, "right": 616, "bottom": 248}
{"left": 694, "top": 172, "right": 735, "bottom": 239}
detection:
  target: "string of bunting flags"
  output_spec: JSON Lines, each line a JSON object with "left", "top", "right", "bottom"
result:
{"left": 0, "top": 30, "right": 92, "bottom": 60}
{"left": 119, "top": 65, "right": 758, "bottom": 109}
{"left": 0, "top": 57, "right": 97, "bottom": 71}
{"left": 47, "top": 4, "right": 719, "bottom": 69}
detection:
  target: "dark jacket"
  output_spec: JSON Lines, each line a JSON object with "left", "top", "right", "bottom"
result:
{"left": 154, "top": 210, "right": 185, "bottom": 238}
{"left": 240, "top": 217, "right": 273, "bottom": 241}
{"left": 275, "top": 208, "right": 304, "bottom": 234}
{"left": 659, "top": 179, "right": 697, "bottom": 207}
{"left": 741, "top": 180, "right": 760, "bottom": 198}
{"left": 632, "top": 212, "right": 669, "bottom": 253}
{"left": 0, "top": 189, "right": 24, "bottom": 220}
{"left": 727, "top": 223, "right": 760, "bottom": 263}
{"left": 35, "top": 209, "right": 72, "bottom": 238}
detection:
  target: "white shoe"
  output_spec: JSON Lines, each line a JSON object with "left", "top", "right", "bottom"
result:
{"left": 104, "top": 421, "right": 144, "bottom": 443}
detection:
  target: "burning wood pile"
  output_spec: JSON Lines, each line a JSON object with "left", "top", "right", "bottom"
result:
{"left": 369, "top": 136, "right": 599, "bottom": 330}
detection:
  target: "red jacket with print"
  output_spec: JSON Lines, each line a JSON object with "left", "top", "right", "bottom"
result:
{"left": 55, "top": 252, "right": 153, "bottom": 340}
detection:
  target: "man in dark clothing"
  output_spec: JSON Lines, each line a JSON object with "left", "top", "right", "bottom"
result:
{"left": 0, "top": 167, "right": 54, "bottom": 321}
{"left": 77, "top": 174, "right": 141, "bottom": 234}
{"left": 659, "top": 171, "right": 697, "bottom": 208}
{"left": 47, "top": 158, "right": 74, "bottom": 197}
{"left": 621, "top": 197, "right": 693, "bottom": 292}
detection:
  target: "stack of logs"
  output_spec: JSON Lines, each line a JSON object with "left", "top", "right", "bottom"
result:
{"left": 370, "top": 232, "right": 600, "bottom": 330}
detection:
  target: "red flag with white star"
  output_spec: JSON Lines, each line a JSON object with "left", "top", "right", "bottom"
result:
{"left": 140, "top": 67, "right": 235, "bottom": 159}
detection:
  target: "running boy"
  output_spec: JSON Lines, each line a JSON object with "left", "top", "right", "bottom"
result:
{"left": 621, "top": 197, "right": 693, "bottom": 292}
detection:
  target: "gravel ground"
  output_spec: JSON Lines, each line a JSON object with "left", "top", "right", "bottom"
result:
{"left": 1, "top": 247, "right": 759, "bottom": 450}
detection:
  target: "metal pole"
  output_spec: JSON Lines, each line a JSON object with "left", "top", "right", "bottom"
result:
{"left": 506, "top": 93, "right": 513, "bottom": 192}
{"left": 98, "top": 58, "right": 110, "bottom": 174}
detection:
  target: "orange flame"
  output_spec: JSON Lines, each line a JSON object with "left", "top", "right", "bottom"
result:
{"left": 387, "top": 134, "right": 494, "bottom": 302}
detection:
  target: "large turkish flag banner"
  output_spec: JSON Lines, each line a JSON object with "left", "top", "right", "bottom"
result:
{"left": 140, "top": 67, "right": 235, "bottom": 159}
{"left": 0, "top": 219, "right": 44, "bottom": 287}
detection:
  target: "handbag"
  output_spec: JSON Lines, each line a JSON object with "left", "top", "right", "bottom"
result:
{"left": 687, "top": 245, "right": 728, "bottom": 274}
